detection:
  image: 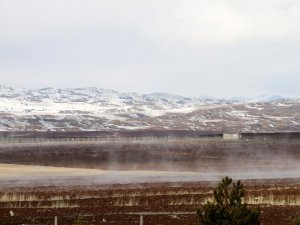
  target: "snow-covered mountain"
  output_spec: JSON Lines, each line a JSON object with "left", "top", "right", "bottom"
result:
{"left": 0, "top": 85, "right": 299, "bottom": 132}
{"left": 229, "top": 95, "right": 285, "bottom": 103}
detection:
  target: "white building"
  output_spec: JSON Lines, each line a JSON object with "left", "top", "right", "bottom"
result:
{"left": 223, "top": 133, "right": 241, "bottom": 140}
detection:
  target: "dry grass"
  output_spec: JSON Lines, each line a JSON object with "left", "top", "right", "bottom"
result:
{"left": 0, "top": 163, "right": 106, "bottom": 178}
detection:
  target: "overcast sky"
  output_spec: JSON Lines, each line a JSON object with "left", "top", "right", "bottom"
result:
{"left": 0, "top": 0, "right": 300, "bottom": 98}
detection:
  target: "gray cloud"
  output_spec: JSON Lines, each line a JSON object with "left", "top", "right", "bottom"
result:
{"left": 0, "top": 0, "right": 300, "bottom": 98}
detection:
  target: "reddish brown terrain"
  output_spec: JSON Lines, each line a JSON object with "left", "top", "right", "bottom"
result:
{"left": 1, "top": 180, "right": 300, "bottom": 225}
{"left": 0, "top": 131, "right": 300, "bottom": 224}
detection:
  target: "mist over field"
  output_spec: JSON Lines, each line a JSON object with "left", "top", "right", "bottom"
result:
{"left": 0, "top": 132, "right": 300, "bottom": 185}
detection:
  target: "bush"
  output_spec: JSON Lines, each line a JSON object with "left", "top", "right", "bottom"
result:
{"left": 292, "top": 217, "right": 300, "bottom": 225}
{"left": 196, "top": 176, "right": 260, "bottom": 225}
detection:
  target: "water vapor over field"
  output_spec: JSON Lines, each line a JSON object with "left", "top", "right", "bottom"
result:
{"left": 0, "top": 132, "right": 300, "bottom": 186}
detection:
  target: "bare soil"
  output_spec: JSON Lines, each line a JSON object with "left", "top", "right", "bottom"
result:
{"left": 0, "top": 180, "right": 300, "bottom": 225}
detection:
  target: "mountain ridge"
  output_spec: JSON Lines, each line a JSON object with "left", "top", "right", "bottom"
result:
{"left": 0, "top": 84, "right": 289, "bottom": 103}
{"left": 0, "top": 85, "right": 299, "bottom": 132}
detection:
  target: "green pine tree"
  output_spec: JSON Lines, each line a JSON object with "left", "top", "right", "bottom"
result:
{"left": 196, "top": 176, "right": 260, "bottom": 225}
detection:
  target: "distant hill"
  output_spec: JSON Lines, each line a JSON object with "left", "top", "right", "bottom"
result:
{"left": 0, "top": 85, "right": 299, "bottom": 132}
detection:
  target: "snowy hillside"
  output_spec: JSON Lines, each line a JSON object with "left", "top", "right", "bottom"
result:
{"left": 0, "top": 85, "right": 299, "bottom": 132}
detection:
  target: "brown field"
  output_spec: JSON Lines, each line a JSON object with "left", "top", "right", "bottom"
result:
{"left": 0, "top": 132, "right": 300, "bottom": 224}
{"left": 1, "top": 179, "right": 300, "bottom": 225}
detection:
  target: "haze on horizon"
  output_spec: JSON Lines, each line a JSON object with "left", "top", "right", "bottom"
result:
{"left": 0, "top": 0, "right": 300, "bottom": 98}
